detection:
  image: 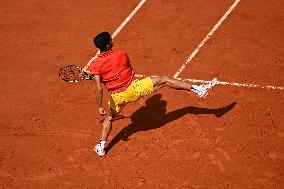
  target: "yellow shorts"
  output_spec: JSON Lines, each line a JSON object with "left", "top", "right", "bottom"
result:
{"left": 109, "top": 77, "right": 153, "bottom": 113}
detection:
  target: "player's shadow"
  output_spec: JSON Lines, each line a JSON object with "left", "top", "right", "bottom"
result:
{"left": 105, "top": 94, "right": 236, "bottom": 153}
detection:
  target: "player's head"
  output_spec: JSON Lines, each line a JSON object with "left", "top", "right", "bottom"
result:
{"left": 94, "top": 32, "right": 113, "bottom": 51}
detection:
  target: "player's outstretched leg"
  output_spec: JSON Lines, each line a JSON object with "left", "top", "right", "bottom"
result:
{"left": 150, "top": 76, "right": 217, "bottom": 98}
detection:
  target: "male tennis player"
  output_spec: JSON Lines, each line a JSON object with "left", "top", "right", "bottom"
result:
{"left": 89, "top": 32, "right": 217, "bottom": 158}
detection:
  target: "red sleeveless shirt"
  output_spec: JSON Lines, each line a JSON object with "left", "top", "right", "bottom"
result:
{"left": 89, "top": 49, "right": 135, "bottom": 93}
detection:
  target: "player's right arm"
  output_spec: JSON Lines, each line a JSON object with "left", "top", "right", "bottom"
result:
{"left": 94, "top": 75, "right": 107, "bottom": 115}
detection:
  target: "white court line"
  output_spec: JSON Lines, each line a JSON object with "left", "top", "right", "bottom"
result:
{"left": 135, "top": 74, "right": 284, "bottom": 90}
{"left": 173, "top": 0, "right": 241, "bottom": 78}
{"left": 84, "top": 0, "right": 147, "bottom": 70}
{"left": 182, "top": 78, "right": 284, "bottom": 90}
{"left": 81, "top": 0, "right": 283, "bottom": 91}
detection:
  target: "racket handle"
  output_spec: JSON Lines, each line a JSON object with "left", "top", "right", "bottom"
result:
{"left": 82, "top": 67, "right": 90, "bottom": 74}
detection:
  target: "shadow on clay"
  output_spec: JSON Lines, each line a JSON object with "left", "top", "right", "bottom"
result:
{"left": 105, "top": 94, "right": 236, "bottom": 153}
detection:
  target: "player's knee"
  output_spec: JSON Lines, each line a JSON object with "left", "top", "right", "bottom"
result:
{"left": 161, "top": 76, "right": 170, "bottom": 83}
{"left": 162, "top": 76, "right": 175, "bottom": 85}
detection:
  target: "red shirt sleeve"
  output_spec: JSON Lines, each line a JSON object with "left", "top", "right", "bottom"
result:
{"left": 89, "top": 60, "right": 101, "bottom": 75}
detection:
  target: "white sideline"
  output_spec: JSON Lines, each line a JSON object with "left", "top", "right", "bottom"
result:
{"left": 84, "top": 0, "right": 147, "bottom": 69}
{"left": 173, "top": 0, "right": 241, "bottom": 78}
{"left": 135, "top": 74, "right": 284, "bottom": 90}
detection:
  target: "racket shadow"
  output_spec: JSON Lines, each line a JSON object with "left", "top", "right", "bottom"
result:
{"left": 105, "top": 94, "right": 236, "bottom": 153}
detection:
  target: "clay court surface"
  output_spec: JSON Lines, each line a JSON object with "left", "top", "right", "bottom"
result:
{"left": 0, "top": 0, "right": 283, "bottom": 188}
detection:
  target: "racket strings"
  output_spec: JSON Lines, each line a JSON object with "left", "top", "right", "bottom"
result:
{"left": 59, "top": 66, "right": 84, "bottom": 82}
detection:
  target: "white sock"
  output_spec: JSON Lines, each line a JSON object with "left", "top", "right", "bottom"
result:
{"left": 100, "top": 140, "right": 106, "bottom": 148}
{"left": 191, "top": 85, "right": 199, "bottom": 93}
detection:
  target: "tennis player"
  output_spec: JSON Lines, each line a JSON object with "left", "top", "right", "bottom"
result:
{"left": 89, "top": 32, "right": 217, "bottom": 158}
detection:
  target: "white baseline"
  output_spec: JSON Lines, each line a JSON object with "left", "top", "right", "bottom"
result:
{"left": 135, "top": 74, "right": 284, "bottom": 90}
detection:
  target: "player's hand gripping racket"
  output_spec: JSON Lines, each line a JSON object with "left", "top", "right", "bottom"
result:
{"left": 59, "top": 65, "right": 94, "bottom": 82}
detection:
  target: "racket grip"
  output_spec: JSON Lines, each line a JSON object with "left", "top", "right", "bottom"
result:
{"left": 82, "top": 66, "right": 90, "bottom": 73}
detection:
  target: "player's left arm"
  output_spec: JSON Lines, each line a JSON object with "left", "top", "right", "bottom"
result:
{"left": 94, "top": 75, "right": 107, "bottom": 115}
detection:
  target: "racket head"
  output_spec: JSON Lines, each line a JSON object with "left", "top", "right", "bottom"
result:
{"left": 59, "top": 65, "right": 93, "bottom": 82}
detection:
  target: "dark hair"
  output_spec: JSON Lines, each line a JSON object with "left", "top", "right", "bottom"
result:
{"left": 93, "top": 32, "right": 111, "bottom": 51}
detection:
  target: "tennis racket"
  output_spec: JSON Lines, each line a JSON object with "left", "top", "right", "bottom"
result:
{"left": 59, "top": 65, "right": 94, "bottom": 82}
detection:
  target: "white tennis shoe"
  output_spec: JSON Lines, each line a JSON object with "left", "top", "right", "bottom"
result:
{"left": 191, "top": 78, "right": 218, "bottom": 98}
{"left": 94, "top": 140, "right": 106, "bottom": 158}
